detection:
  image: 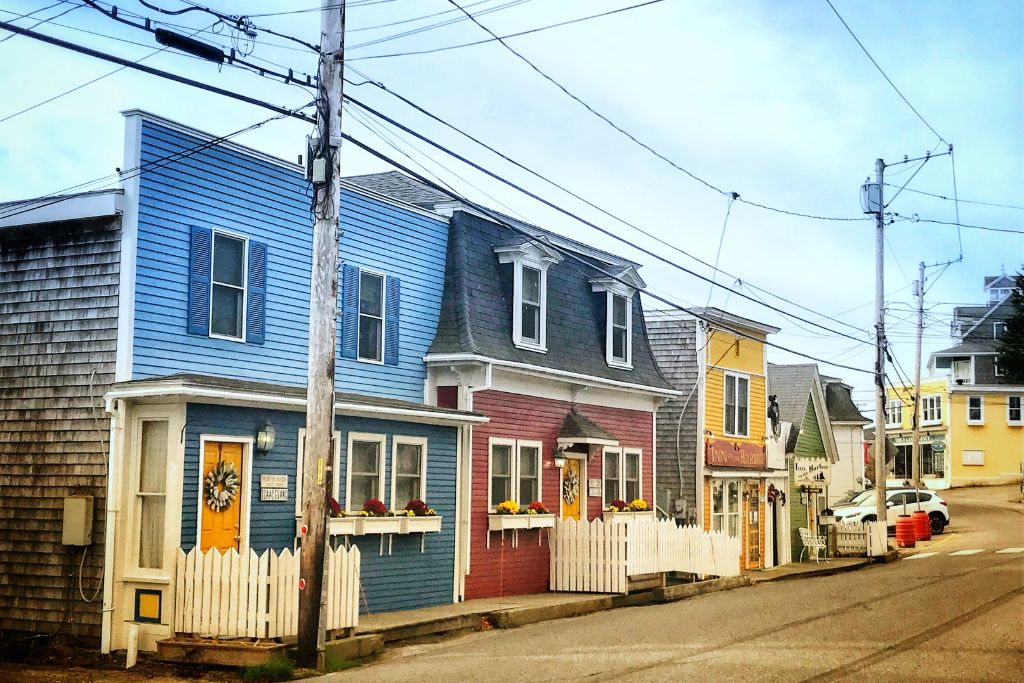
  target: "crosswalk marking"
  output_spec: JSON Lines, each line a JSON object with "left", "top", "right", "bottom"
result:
{"left": 949, "top": 549, "right": 985, "bottom": 556}
{"left": 905, "top": 552, "right": 937, "bottom": 560}
{"left": 995, "top": 547, "right": 1024, "bottom": 554}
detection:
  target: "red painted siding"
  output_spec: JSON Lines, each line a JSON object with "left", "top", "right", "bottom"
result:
{"left": 464, "top": 389, "right": 654, "bottom": 600}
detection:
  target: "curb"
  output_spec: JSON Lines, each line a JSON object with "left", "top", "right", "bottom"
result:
{"left": 748, "top": 559, "right": 875, "bottom": 583}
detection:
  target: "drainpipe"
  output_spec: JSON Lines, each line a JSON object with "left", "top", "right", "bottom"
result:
{"left": 457, "top": 362, "right": 491, "bottom": 592}
{"left": 100, "top": 398, "right": 124, "bottom": 654}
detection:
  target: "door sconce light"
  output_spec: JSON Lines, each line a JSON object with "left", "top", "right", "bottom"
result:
{"left": 552, "top": 448, "right": 567, "bottom": 469}
{"left": 256, "top": 421, "right": 276, "bottom": 453}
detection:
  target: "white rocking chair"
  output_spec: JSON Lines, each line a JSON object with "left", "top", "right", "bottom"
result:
{"left": 799, "top": 527, "right": 829, "bottom": 563}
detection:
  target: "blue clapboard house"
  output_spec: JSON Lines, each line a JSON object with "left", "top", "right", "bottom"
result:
{"left": 101, "top": 111, "right": 484, "bottom": 652}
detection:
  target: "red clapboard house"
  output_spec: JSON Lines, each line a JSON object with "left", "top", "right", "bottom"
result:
{"left": 421, "top": 204, "right": 678, "bottom": 600}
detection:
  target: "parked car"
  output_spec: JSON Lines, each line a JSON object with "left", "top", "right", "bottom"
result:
{"left": 833, "top": 488, "right": 949, "bottom": 534}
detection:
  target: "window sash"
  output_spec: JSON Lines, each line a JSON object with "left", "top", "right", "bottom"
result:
{"left": 521, "top": 301, "right": 541, "bottom": 343}
{"left": 210, "top": 233, "right": 246, "bottom": 340}
{"left": 137, "top": 420, "right": 168, "bottom": 570}
{"left": 393, "top": 441, "right": 424, "bottom": 509}
{"left": 1008, "top": 396, "right": 1022, "bottom": 423}
{"left": 603, "top": 450, "right": 621, "bottom": 506}
{"left": 515, "top": 263, "right": 544, "bottom": 348}
{"left": 358, "top": 272, "right": 385, "bottom": 362}
{"left": 724, "top": 374, "right": 749, "bottom": 436}
{"left": 348, "top": 438, "right": 383, "bottom": 512}
{"left": 489, "top": 442, "right": 514, "bottom": 509}
{"left": 922, "top": 396, "right": 942, "bottom": 423}
{"left": 623, "top": 451, "right": 640, "bottom": 502}
{"left": 967, "top": 396, "right": 983, "bottom": 423}
{"left": 518, "top": 445, "right": 540, "bottom": 505}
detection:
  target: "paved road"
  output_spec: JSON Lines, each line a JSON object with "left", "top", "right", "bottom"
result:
{"left": 328, "top": 485, "right": 1024, "bottom": 682}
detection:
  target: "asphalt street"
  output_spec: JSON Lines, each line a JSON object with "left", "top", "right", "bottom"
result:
{"left": 327, "top": 485, "right": 1024, "bottom": 682}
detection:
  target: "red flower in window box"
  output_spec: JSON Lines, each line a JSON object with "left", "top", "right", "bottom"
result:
{"left": 404, "top": 499, "right": 431, "bottom": 516}
{"left": 328, "top": 497, "right": 343, "bottom": 518}
{"left": 609, "top": 499, "right": 628, "bottom": 512}
{"left": 362, "top": 499, "right": 387, "bottom": 517}
{"left": 527, "top": 500, "right": 549, "bottom": 515}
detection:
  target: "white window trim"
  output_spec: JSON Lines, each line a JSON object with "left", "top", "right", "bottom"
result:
{"left": 1008, "top": 396, "right": 1023, "bottom": 426}
{"left": 344, "top": 432, "right": 386, "bottom": 514}
{"left": 357, "top": 268, "right": 387, "bottom": 365}
{"left": 130, "top": 417, "right": 172, "bottom": 573}
{"left": 710, "top": 479, "right": 741, "bottom": 536}
{"left": 512, "top": 259, "right": 548, "bottom": 352}
{"left": 601, "top": 447, "right": 643, "bottom": 505}
{"left": 390, "top": 436, "right": 428, "bottom": 511}
{"left": 966, "top": 395, "right": 985, "bottom": 426}
{"left": 951, "top": 358, "right": 973, "bottom": 384}
{"left": 993, "top": 322, "right": 1007, "bottom": 338}
{"left": 295, "top": 428, "right": 342, "bottom": 517}
{"left": 885, "top": 398, "right": 903, "bottom": 428}
{"left": 606, "top": 292, "right": 633, "bottom": 369}
{"left": 487, "top": 437, "right": 543, "bottom": 511}
{"left": 921, "top": 395, "right": 943, "bottom": 426}
{"left": 994, "top": 360, "right": 1006, "bottom": 378}
{"left": 195, "top": 434, "right": 253, "bottom": 554}
{"left": 723, "top": 371, "right": 751, "bottom": 438}
{"left": 208, "top": 228, "right": 248, "bottom": 343}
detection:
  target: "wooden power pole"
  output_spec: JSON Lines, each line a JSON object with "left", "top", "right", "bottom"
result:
{"left": 910, "top": 260, "right": 926, "bottom": 502}
{"left": 871, "top": 158, "right": 889, "bottom": 531}
{"left": 298, "top": 0, "right": 345, "bottom": 668}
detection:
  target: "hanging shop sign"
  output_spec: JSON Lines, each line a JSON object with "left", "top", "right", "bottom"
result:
{"left": 793, "top": 458, "right": 831, "bottom": 488}
{"left": 705, "top": 439, "right": 766, "bottom": 469}
{"left": 931, "top": 440, "right": 946, "bottom": 453}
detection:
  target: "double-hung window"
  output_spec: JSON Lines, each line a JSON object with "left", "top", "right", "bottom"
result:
{"left": 188, "top": 226, "right": 267, "bottom": 344}
{"left": 391, "top": 437, "right": 427, "bottom": 509}
{"left": 345, "top": 433, "right": 385, "bottom": 513}
{"left": 602, "top": 448, "right": 642, "bottom": 506}
{"left": 921, "top": 395, "right": 942, "bottom": 425}
{"left": 607, "top": 293, "right": 632, "bottom": 368}
{"left": 1008, "top": 396, "right": 1022, "bottom": 425}
{"left": 886, "top": 399, "right": 903, "bottom": 428}
{"left": 358, "top": 271, "right": 385, "bottom": 362}
{"left": 520, "top": 265, "right": 543, "bottom": 347}
{"left": 488, "top": 438, "right": 542, "bottom": 510}
{"left": 495, "top": 243, "right": 561, "bottom": 352}
{"left": 137, "top": 420, "right": 168, "bottom": 570}
{"left": 711, "top": 480, "right": 741, "bottom": 538}
{"left": 967, "top": 396, "right": 984, "bottom": 425}
{"left": 724, "top": 373, "right": 750, "bottom": 437}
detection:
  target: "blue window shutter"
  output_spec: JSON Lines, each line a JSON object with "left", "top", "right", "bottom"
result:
{"left": 340, "top": 264, "right": 359, "bottom": 359}
{"left": 187, "top": 225, "right": 212, "bottom": 335}
{"left": 246, "top": 241, "right": 267, "bottom": 345}
{"left": 384, "top": 276, "right": 400, "bottom": 365}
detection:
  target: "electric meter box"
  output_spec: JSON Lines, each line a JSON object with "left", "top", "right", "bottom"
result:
{"left": 62, "top": 495, "right": 94, "bottom": 546}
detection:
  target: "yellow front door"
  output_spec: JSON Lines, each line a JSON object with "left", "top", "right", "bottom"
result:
{"left": 200, "top": 441, "right": 244, "bottom": 552}
{"left": 560, "top": 459, "right": 582, "bottom": 520}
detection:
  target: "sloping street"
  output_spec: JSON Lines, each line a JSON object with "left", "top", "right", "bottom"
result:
{"left": 327, "top": 486, "right": 1023, "bottom": 682}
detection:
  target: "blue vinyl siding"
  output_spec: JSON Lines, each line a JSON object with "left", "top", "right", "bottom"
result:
{"left": 180, "top": 404, "right": 458, "bottom": 613}
{"left": 132, "top": 119, "right": 448, "bottom": 402}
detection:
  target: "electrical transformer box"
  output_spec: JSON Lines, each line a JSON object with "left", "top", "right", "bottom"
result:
{"left": 62, "top": 495, "right": 94, "bottom": 546}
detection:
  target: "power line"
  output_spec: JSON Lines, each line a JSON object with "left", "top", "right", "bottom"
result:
{"left": 341, "top": 129, "right": 874, "bottom": 376}
{"left": 444, "top": 0, "right": 867, "bottom": 223}
{"left": 0, "top": 20, "right": 316, "bottom": 124}
{"left": 0, "top": 0, "right": 79, "bottom": 45}
{"left": 881, "top": 184, "right": 1024, "bottom": 211}
{"left": 348, "top": 0, "right": 494, "bottom": 33}
{"left": 824, "top": 0, "right": 946, "bottom": 144}
{"left": 345, "top": 93, "right": 876, "bottom": 346}
{"left": 348, "top": 0, "right": 533, "bottom": 51}
{"left": 890, "top": 213, "right": 1024, "bottom": 236}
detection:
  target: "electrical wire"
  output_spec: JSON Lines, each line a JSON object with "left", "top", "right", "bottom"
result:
{"left": 341, "top": 129, "right": 874, "bottom": 375}
{"left": 824, "top": 0, "right": 947, "bottom": 144}
{"left": 880, "top": 184, "right": 1024, "bottom": 211}
{"left": 890, "top": 214, "right": 1024, "bottom": 236}
{"left": 343, "top": 73, "right": 873, "bottom": 338}
{"left": 0, "top": 0, "right": 78, "bottom": 45}
{"left": 445, "top": 0, "right": 865, "bottom": 223}
{"left": 345, "top": 93, "right": 876, "bottom": 346}
{"left": 347, "top": 0, "right": 533, "bottom": 51}
{"left": 348, "top": 0, "right": 494, "bottom": 33}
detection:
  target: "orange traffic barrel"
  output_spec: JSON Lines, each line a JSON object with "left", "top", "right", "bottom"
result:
{"left": 912, "top": 509, "right": 931, "bottom": 541}
{"left": 895, "top": 515, "right": 916, "bottom": 548}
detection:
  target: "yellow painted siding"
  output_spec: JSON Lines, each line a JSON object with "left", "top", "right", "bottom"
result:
{"left": 885, "top": 378, "right": 949, "bottom": 431}
{"left": 707, "top": 331, "right": 765, "bottom": 376}
{"left": 705, "top": 327, "right": 767, "bottom": 441}
{"left": 948, "top": 392, "right": 1024, "bottom": 485}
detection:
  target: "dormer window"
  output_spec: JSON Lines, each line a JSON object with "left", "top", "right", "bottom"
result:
{"left": 494, "top": 240, "right": 562, "bottom": 353}
{"left": 607, "top": 292, "right": 632, "bottom": 368}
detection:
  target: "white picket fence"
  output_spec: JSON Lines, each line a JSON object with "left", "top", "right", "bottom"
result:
{"left": 173, "top": 545, "right": 360, "bottom": 640}
{"left": 834, "top": 521, "right": 868, "bottom": 556}
{"left": 549, "top": 518, "right": 741, "bottom": 594}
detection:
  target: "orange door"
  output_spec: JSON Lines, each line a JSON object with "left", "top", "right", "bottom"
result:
{"left": 560, "top": 459, "right": 582, "bottom": 520}
{"left": 200, "top": 441, "right": 244, "bottom": 552}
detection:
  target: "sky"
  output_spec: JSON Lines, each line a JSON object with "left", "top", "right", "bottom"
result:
{"left": 0, "top": 0, "right": 1021, "bottom": 416}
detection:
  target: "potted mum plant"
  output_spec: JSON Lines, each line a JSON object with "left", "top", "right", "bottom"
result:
{"left": 399, "top": 499, "right": 442, "bottom": 534}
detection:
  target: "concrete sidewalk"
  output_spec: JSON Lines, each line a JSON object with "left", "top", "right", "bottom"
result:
{"left": 749, "top": 556, "right": 873, "bottom": 582}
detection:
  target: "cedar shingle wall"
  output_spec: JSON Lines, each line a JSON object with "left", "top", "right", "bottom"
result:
{"left": 0, "top": 218, "right": 119, "bottom": 642}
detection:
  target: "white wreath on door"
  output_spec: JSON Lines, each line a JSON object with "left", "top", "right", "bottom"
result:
{"left": 204, "top": 460, "right": 240, "bottom": 512}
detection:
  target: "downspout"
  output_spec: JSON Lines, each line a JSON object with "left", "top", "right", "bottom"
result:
{"left": 459, "top": 362, "right": 492, "bottom": 591}
{"left": 100, "top": 398, "right": 124, "bottom": 654}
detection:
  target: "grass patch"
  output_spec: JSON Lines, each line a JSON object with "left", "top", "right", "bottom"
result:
{"left": 240, "top": 657, "right": 295, "bottom": 682}
{"left": 323, "top": 653, "right": 358, "bottom": 673}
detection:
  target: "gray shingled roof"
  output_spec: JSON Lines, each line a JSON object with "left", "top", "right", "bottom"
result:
{"left": 822, "top": 378, "right": 870, "bottom": 423}
{"left": 933, "top": 341, "right": 998, "bottom": 356}
{"left": 767, "top": 363, "right": 819, "bottom": 451}
{"left": 559, "top": 409, "right": 618, "bottom": 442}
{"left": 428, "top": 210, "right": 673, "bottom": 391}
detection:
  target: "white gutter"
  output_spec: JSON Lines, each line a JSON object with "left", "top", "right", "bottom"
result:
{"left": 425, "top": 353, "right": 680, "bottom": 398}
{"left": 103, "top": 382, "right": 488, "bottom": 426}
{"left": 100, "top": 399, "right": 124, "bottom": 654}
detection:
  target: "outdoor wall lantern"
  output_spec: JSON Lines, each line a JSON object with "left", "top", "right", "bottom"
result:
{"left": 552, "top": 448, "right": 567, "bottom": 469}
{"left": 256, "top": 421, "right": 276, "bottom": 453}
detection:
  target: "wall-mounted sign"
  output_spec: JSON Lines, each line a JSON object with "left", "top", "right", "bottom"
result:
{"left": 588, "top": 479, "right": 602, "bottom": 498}
{"left": 260, "top": 474, "right": 288, "bottom": 502}
{"left": 793, "top": 458, "right": 831, "bottom": 487}
{"left": 705, "top": 439, "right": 767, "bottom": 469}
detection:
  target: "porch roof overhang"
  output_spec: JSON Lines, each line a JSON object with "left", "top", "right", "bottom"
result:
{"left": 556, "top": 409, "right": 620, "bottom": 449}
{"left": 104, "top": 373, "right": 489, "bottom": 427}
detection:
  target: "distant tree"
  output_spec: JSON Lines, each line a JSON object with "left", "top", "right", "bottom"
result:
{"left": 995, "top": 270, "right": 1024, "bottom": 383}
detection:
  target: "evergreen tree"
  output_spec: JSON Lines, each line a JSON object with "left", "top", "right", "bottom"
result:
{"left": 995, "top": 270, "right": 1024, "bottom": 383}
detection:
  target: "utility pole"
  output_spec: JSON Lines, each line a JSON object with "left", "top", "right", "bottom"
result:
{"left": 298, "top": 0, "right": 344, "bottom": 669}
{"left": 871, "top": 158, "right": 889, "bottom": 532}
{"left": 910, "top": 260, "right": 926, "bottom": 503}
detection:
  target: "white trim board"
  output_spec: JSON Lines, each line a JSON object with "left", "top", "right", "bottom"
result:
{"left": 0, "top": 189, "right": 123, "bottom": 229}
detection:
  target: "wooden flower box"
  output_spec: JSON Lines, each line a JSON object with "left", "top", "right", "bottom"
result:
{"left": 603, "top": 510, "right": 656, "bottom": 524}
{"left": 487, "top": 513, "right": 556, "bottom": 531}
{"left": 327, "top": 517, "right": 359, "bottom": 536}
{"left": 400, "top": 516, "right": 442, "bottom": 534}
{"left": 354, "top": 516, "right": 404, "bottom": 535}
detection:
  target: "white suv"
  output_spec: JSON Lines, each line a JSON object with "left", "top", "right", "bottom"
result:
{"left": 833, "top": 488, "right": 949, "bottom": 534}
